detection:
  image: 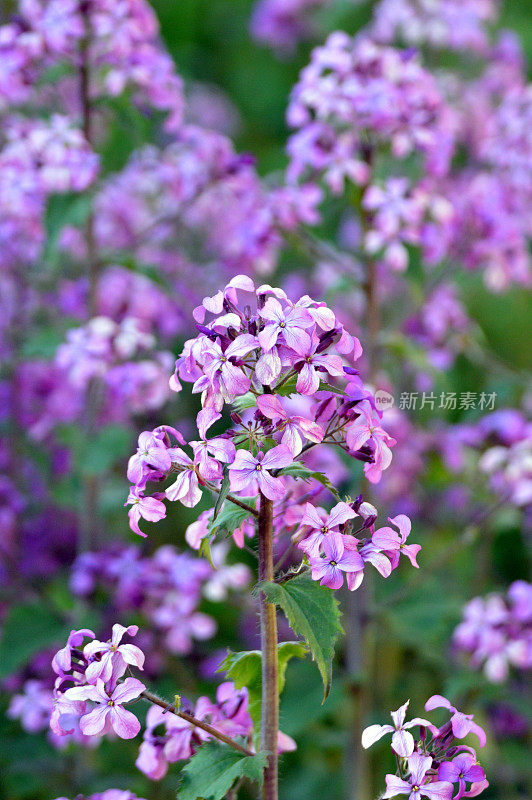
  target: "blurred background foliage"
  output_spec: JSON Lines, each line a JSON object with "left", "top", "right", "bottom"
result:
{"left": 0, "top": 1, "right": 531, "bottom": 799}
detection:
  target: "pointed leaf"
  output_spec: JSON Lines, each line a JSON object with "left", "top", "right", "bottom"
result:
{"left": 257, "top": 574, "right": 343, "bottom": 700}
{"left": 213, "top": 467, "right": 231, "bottom": 520}
{"left": 217, "top": 642, "right": 308, "bottom": 728}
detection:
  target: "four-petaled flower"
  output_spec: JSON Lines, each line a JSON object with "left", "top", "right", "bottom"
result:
{"left": 84, "top": 624, "right": 145, "bottom": 683}
{"left": 52, "top": 628, "right": 95, "bottom": 676}
{"left": 258, "top": 297, "right": 313, "bottom": 352}
{"left": 190, "top": 408, "right": 236, "bottom": 480}
{"left": 425, "top": 697, "right": 487, "bottom": 748}
{"left": 438, "top": 754, "right": 487, "bottom": 800}
{"left": 228, "top": 446, "right": 293, "bottom": 501}
{"left": 383, "top": 752, "right": 453, "bottom": 800}
{"left": 309, "top": 532, "right": 364, "bottom": 590}
{"left": 63, "top": 677, "right": 146, "bottom": 739}
{"left": 126, "top": 488, "right": 166, "bottom": 537}
{"left": 201, "top": 334, "right": 257, "bottom": 400}
{"left": 257, "top": 394, "right": 324, "bottom": 456}
{"left": 362, "top": 699, "right": 434, "bottom": 757}
{"left": 299, "top": 501, "right": 357, "bottom": 557}
{"left": 291, "top": 336, "right": 344, "bottom": 395}
{"left": 372, "top": 515, "right": 421, "bottom": 569}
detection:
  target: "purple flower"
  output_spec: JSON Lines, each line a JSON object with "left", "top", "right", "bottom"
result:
{"left": 291, "top": 336, "right": 344, "bottom": 395}
{"left": 228, "top": 445, "right": 293, "bottom": 501}
{"left": 383, "top": 752, "right": 454, "bottom": 800}
{"left": 362, "top": 699, "right": 434, "bottom": 757}
{"left": 372, "top": 514, "right": 420, "bottom": 569}
{"left": 127, "top": 429, "right": 178, "bottom": 486}
{"left": 309, "top": 532, "right": 363, "bottom": 590}
{"left": 202, "top": 334, "right": 257, "bottom": 399}
{"left": 258, "top": 296, "right": 313, "bottom": 351}
{"left": 165, "top": 449, "right": 205, "bottom": 507}
{"left": 190, "top": 408, "right": 236, "bottom": 480}
{"left": 126, "top": 489, "right": 166, "bottom": 537}
{"left": 345, "top": 400, "right": 396, "bottom": 483}
{"left": 84, "top": 624, "right": 145, "bottom": 684}
{"left": 438, "top": 754, "right": 487, "bottom": 800}
{"left": 299, "top": 501, "right": 357, "bottom": 557}
{"left": 52, "top": 628, "right": 95, "bottom": 676}
{"left": 425, "top": 697, "right": 487, "bottom": 748}
{"left": 63, "top": 678, "right": 145, "bottom": 739}
{"left": 256, "top": 394, "right": 324, "bottom": 456}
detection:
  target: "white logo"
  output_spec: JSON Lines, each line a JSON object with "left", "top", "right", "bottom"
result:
{"left": 375, "top": 390, "right": 395, "bottom": 411}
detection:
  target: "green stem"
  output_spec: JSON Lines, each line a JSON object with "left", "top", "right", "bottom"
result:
{"left": 258, "top": 493, "right": 279, "bottom": 800}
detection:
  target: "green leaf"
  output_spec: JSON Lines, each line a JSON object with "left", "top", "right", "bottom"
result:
{"left": 278, "top": 464, "right": 340, "bottom": 499}
{"left": 258, "top": 574, "right": 343, "bottom": 701}
{"left": 231, "top": 392, "right": 258, "bottom": 412}
{"left": 209, "top": 498, "right": 255, "bottom": 538}
{"left": 178, "top": 742, "right": 266, "bottom": 800}
{"left": 217, "top": 641, "right": 308, "bottom": 728}
{"left": 0, "top": 602, "right": 68, "bottom": 679}
{"left": 213, "top": 467, "right": 230, "bottom": 520}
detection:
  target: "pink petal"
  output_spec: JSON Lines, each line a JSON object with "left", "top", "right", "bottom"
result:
{"left": 112, "top": 677, "right": 146, "bottom": 705}
{"left": 383, "top": 775, "right": 413, "bottom": 798}
{"left": 80, "top": 704, "right": 110, "bottom": 736}
{"left": 391, "top": 728, "right": 415, "bottom": 757}
{"left": 327, "top": 501, "right": 356, "bottom": 529}
{"left": 110, "top": 704, "right": 141, "bottom": 739}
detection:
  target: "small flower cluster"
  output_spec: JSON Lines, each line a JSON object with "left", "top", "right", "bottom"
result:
{"left": 404, "top": 284, "right": 471, "bottom": 372}
{"left": 441, "top": 409, "right": 532, "bottom": 508}
{"left": 362, "top": 178, "right": 454, "bottom": 273}
{"left": 70, "top": 543, "right": 250, "bottom": 656}
{"left": 363, "top": 696, "right": 488, "bottom": 799}
{"left": 0, "top": 0, "right": 184, "bottom": 131}
{"left": 51, "top": 624, "right": 146, "bottom": 741}
{"left": 286, "top": 35, "right": 455, "bottom": 193}
{"left": 0, "top": 114, "right": 97, "bottom": 271}
{"left": 454, "top": 581, "right": 532, "bottom": 682}
{"left": 136, "top": 682, "right": 254, "bottom": 780}
{"left": 20, "top": 316, "right": 173, "bottom": 441}
{"left": 371, "top": 0, "right": 498, "bottom": 54}
{"left": 250, "top": 0, "right": 329, "bottom": 53}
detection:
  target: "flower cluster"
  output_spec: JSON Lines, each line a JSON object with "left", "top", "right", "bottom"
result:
{"left": 362, "top": 178, "right": 454, "bottom": 273}
{"left": 286, "top": 34, "right": 455, "bottom": 194}
{"left": 70, "top": 543, "right": 250, "bottom": 656}
{"left": 363, "top": 696, "right": 488, "bottom": 799}
{"left": 371, "top": 0, "right": 498, "bottom": 54}
{"left": 0, "top": 0, "right": 184, "bottom": 131}
{"left": 51, "top": 624, "right": 146, "bottom": 741}
{"left": 404, "top": 284, "right": 471, "bottom": 372}
{"left": 454, "top": 581, "right": 532, "bottom": 682}
{"left": 441, "top": 409, "right": 532, "bottom": 508}
{"left": 18, "top": 316, "right": 173, "bottom": 441}
{"left": 123, "top": 277, "right": 421, "bottom": 594}
{"left": 250, "top": 0, "right": 329, "bottom": 53}
{"left": 0, "top": 114, "right": 97, "bottom": 271}
{"left": 136, "top": 682, "right": 254, "bottom": 780}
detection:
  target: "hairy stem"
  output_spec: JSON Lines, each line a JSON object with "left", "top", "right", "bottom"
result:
{"left": 258, "top": 493, "right": 279, "bottom": 800}
{"left": 141, "top": 689, "right": 254, "bottom": 756}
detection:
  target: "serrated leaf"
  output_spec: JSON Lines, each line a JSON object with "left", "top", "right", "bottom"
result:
{"left": 258, "top": 574, "right": 343, "bottom": 701}
{"left": 278, "top": 464, "right": 339, "bottom": 498}
{"left": 213, "top": 467, "right": 230, "bottom": 520}
{"left": 217, "top": 642, "right": 308, "bottom": 728}
{"left": 0, "top": 602, "right": 69, "bottom": 679}
{"left": 178, "top": 742, "right": 266, "bottom": 800}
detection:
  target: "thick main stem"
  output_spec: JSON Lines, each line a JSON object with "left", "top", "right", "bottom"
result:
{"left": 258, "top": 493, "right": 279, "bottom": 800}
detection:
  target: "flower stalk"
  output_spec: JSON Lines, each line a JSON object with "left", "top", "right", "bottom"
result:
{"left": 258, "top": 492, "right": 279, "bottom": 800}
